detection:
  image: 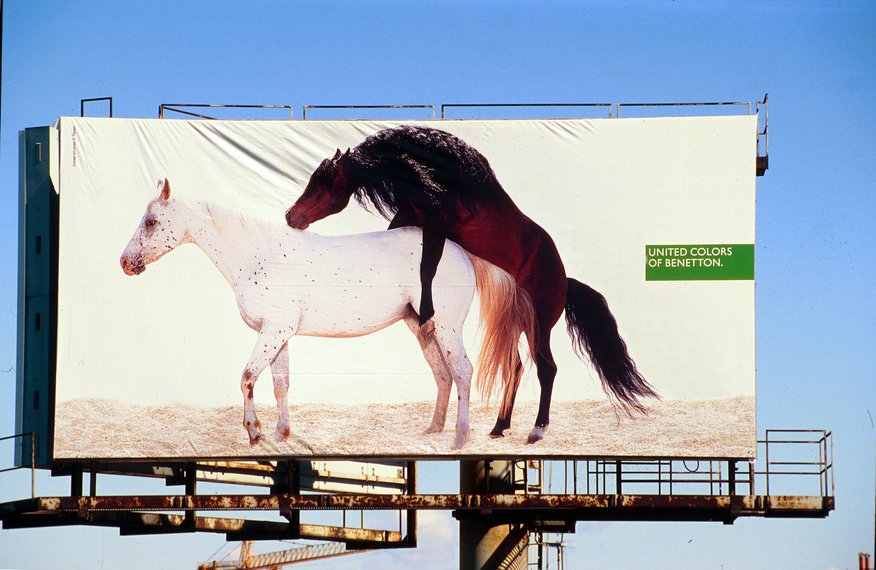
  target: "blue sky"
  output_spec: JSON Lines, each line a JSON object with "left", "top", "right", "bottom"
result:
{"left": 1, "top": 1, "right": 874, "bottom": 568}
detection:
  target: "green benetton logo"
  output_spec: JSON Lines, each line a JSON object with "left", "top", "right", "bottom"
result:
{"left": 645, "top": 244, "right": 754, "bottom": 281}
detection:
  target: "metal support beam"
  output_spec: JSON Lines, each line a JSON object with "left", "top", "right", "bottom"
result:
{"left": 70, "top": 464, "right": 83, "bottom": 498}
{"left": 0, "top": 493, "right": 834, "bottom": 518}
{"left": 459, "top": 460, "right": 529, "bottom": 570}
{"left": 273, "top": 460, "right": 300, "bottom": 538}
{"left": 184, "top": 462, "right": 197, "bottom": 527}
{"left": 406, "top": 460, "right": 417, "bottom": 548}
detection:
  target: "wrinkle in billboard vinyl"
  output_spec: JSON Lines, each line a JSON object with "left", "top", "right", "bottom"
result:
{"left": 53, "top": 116, "right": 756, "bottom": 460}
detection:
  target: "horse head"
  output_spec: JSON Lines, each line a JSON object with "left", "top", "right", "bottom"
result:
{"left": 120, "top": 179, "right": 189, "bottom": 276}
{"left": 285, "top": 148, "right": 353, "bottom": 229}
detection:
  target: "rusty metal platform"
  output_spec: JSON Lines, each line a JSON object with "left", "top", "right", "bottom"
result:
{"left": 1, "top": 491, "right": 833, "bottom": 526}
{"left": 0, "top": 430, "right": 834, "bottom": 545}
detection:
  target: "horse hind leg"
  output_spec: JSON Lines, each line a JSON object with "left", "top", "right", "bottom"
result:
{"left": 430, "top": 328, "right": 474, "bottom": 450}
{"left": 269, "top": 342, "right": 291, "bottom": 442}
{"left": 489, "top": 357, "right": 523, "bottom": 438}
{"left": 528, "top": 329, "right": 558, "bottom": 445}
{"left": 403, "top": 310, "right": 452, "bottom": 434}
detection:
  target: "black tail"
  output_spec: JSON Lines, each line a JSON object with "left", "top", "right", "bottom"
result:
{"left": 565, "top": 278, "right": 659, "bottom": 415}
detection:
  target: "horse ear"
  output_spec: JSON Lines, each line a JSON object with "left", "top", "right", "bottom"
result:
{"left": 332, "top": 148, "right": 342, "bottom": 163}
{"left": 160, "top": 178, "right": 171, "bottom": 202}
{"left": 332, "top": 153, "right": 349, "bottom": 192}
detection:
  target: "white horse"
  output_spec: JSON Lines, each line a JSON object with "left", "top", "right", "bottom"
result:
{"left": 119, "top": 179, "right": 530, "bottom": 450}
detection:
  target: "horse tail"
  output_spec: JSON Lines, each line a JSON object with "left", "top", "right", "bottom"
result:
{"left": 565, "top": 278, "right": 659, "bottom": 415}
{"left": 467, "top": 254, "right": 537, "bottom": 405}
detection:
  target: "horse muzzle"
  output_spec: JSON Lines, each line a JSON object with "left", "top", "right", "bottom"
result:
{"left": 285, "top": 207, "right": 310, "bottom": 230}
{"left": 120, "top": 255, "right": 145, "bottom": 276}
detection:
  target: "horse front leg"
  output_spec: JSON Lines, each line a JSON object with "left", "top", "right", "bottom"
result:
{"left": 241, "top": 327, "right": 289, "bottom": 446}
{"left": 417, "top": 218, "right": 446, "bottom": 337}
{"left": 269, "top": 342, "right": 291, "bottom": 442}
{"left": 387, "top": 211, "right": 444, "bottom": 336}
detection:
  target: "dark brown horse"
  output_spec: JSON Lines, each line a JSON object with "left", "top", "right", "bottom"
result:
{"left": 285, "top": 125, "right": 657, "bottom": 443}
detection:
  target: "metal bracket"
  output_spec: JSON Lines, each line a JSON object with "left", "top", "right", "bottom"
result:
{"left": 80, "top": 97, "right": 113, "bottom": 118}
{"left": 756, "top": 93, "right": 769, "bottom": 176}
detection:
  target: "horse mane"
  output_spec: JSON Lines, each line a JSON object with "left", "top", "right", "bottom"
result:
{"left": 193, "top": 197, "right": 279, "bottom": 244}
{"left": 344, "top": 126, "right": 508, "bottom": 221}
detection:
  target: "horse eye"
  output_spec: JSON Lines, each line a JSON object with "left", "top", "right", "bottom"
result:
{"left": 145, "top": 219, "right": 157, "bottom": 228}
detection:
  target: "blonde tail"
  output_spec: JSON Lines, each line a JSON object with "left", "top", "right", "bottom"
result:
{"left": 467, "top": 254, "right": 537, "bottom": 406}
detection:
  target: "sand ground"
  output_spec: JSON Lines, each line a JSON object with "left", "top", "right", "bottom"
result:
{"left": 53, "top": 395, "right": 755, "bottom": 459}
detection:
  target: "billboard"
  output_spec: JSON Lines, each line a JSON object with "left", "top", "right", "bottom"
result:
{"left": 50, "top": 116, "right": 756, "bottom": 460}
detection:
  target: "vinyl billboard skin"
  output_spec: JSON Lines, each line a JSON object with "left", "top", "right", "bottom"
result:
{"left": 52, "top": 116, "right": 756, "bottom": 460}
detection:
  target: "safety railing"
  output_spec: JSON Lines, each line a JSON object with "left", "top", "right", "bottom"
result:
{"left": 150, "top": 98, "right": 769, "bottom": 175}
{"left": 146, "top": 99, "right": 770, "bottom": 121}
{"left": 158, "top": 103, "right": 294, "bottom": 120}
{"left": 517, "top": 430, "right": 833, "bottom": 499}
{"left": 302, "top": 104, "right": 435, "bottom": 120}
{"left": 441, "top": 103, "right": 613, "bottom": 119}
{"left": 763, "top": 429, "right": 833, "bottom": 498}
{"left": 0, "top": 433, "right": 36, "bottom": 499}
{"left": 616, "top": 100, "right": 752, "bottom": 117}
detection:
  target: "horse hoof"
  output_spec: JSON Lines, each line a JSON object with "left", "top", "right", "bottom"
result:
{"left": 422, "top": 425, "right": 444, "bottom": 435}
{"left": 275, "top": 426, "right": 291, "bottom": 442}
{"left": 526, "top": 427, "right": 545, "bottom": 444}
{"left": 488, "top": 429, "right": 506, "bottom": 439}
{"left": 245, "top": 419, "right": 263, "bottom": 446}
{"left": 452, "top": 429, "right": 470, "bottom": 450}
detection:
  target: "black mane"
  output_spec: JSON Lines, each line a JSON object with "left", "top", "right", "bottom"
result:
{"left": 344, "top": 126, "right": 506, "bottom": 221}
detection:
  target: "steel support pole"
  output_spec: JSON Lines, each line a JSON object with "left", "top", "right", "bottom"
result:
{"left": 459, "top": 460, "right": 529, "bottom": 570}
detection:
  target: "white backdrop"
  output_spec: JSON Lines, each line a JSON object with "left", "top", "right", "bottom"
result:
{"left": 54, "top": 116, "right": 755, "bottom": 413}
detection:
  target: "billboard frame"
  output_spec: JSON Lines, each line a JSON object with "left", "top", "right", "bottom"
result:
{"left": 15, "top": 101, "right": 769, "bottom": 466}
{"left": 3, "top": 100, "right": 837, "bottom": 566}
{"left": 16, "top": 126, "right": 58, "bottom": 467}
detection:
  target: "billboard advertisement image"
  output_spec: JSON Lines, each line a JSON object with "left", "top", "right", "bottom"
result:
{"left": 52, "top": 116, "right": 756, "bottom": 459}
